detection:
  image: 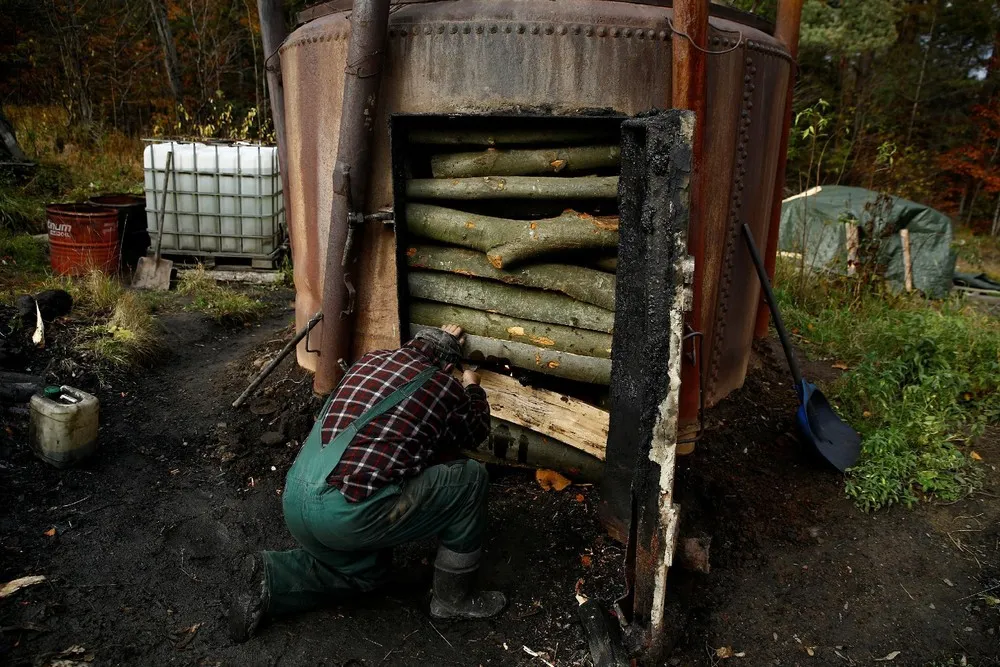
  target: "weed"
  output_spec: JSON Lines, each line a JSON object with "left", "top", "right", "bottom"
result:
{"left": 775, "top": 259, "right": 998, "bottom": 510}
{"left": 278, "top": 255, "right": 294, "bottom": 287}
{"left": 178, "top": 265, "right": 268, "bottom": 325}
{"left": 79, "top": 291, "right": 163, "bottom": 370}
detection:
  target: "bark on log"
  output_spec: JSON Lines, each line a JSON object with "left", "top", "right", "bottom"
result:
{"left": 475, "top": 369, "right": 609, "bottom": 460}
{"left": 411, "top": 301, "right": 613, "bottom": 358}
{"left": 463, "top": 418, "right": 604, "bottom": 482}
{"left": 410, "top": 323, "right": 611, "bottom": 384}
{"left": 431, "top": 145, "right": 621, "bottom": 178}
{"left": 408, "top": 244, "right": 616, "bottom": 310}
{"left": 406, "top": 176, "right": 619, "bottom": 200}
{"left": 408, "top": 272, "right": 614, "bottom": 333}
{"left": 409, "top": 128, "right": 613, "bottom": 146}
{"left": 406, "top": 203, "right": 619, "bottom": 269}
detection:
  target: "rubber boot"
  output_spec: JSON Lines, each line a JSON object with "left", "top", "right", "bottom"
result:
{"left": 228, "top": 553, "right": 270, "bottom": 643}
{"left": 429, "top": 546, "right": 506, "bottom": 620}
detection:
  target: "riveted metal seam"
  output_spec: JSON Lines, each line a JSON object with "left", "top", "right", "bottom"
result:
{"left": 708, "top": 52, "right": 756, "bottom": 388}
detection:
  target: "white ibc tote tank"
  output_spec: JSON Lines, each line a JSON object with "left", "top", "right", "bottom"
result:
{"left": 143, "top": 141, "right": 284, "bottom": 261}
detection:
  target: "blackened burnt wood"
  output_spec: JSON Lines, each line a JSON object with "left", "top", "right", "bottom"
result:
{"left": 407, "top": 244, "right": 616, "bottom": 310}
{"left": 410, "top": 301, "right": 613, "bottom": 359}
{"left": 599, "top": 112, "right": 694, "bottom": 659}
{"left": 408, "top": 271, "right": 614, "bottom": 333}
{"left": 409, "top": 128, "right": 612, "bottom": 146}
{"left": 407, "top": 175, "right": 619, "bottom": 200}
{"left": 431, "top": 145, "right": 621, "bottom": 178}
{"left": 406, "top": 203, "right": 619, "bottom": 269}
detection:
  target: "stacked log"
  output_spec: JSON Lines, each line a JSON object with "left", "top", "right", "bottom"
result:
{"left": 405, "top": 137, "right": 619, "bottom": 388}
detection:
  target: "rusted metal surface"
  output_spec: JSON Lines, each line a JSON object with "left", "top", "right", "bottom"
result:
{"left": 280, "top": 0, "right": 791, "bottom": 407}
{"left": 671, "top": 0, "right": 708, "bottom": 450}
{"left": 755, "top": 0, "right": 803, "bottom": 339}
{"left": 46, "top": 204, "right": 120, "bottom": 276}
{"left": 314, "top": 0, "right": 392, "bottom": 394}
{"left": 297, "top": 0, "right": 776, "bottom": 35}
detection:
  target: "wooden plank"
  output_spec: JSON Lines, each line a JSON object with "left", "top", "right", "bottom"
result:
{"left": 474, "top": 369, "right": 608, "bottom": 461}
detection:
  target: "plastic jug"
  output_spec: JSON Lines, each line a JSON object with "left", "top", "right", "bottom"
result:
{"left": 29, "top": 386, "right": 99, "bottom": 468}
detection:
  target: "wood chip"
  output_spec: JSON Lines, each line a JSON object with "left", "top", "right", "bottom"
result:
{"left": 0, "top": 575, "right": 47, "bottom": 598}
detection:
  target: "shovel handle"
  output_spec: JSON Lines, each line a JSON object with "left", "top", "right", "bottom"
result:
{"left": 153, "top": 151, "right": 174, "bottom": 262}
{"left": 742, "top": 223, "right": 803, "bottom": 388}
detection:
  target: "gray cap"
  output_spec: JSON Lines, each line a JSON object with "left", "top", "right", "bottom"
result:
{"left": 413, "top": 328, "right": 463, "bottom": 369}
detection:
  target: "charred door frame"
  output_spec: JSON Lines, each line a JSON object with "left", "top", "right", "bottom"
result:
{"left": 601, "top": 111, "right": 693, "bottom": 658}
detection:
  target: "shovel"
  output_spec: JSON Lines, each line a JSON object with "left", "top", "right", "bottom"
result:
{"left": 133, "top": 151, "right": 174, "bottom": 290}
{"left": 742, "top": 223, "right": 861, "bottom": 472}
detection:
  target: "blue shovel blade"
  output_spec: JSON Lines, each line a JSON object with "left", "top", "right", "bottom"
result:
{"left": 794, "top": 379, "right": 862, "bottom": 473}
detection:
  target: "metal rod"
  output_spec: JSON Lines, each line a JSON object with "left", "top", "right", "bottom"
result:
{"left": 742, "top": 224, "right": 802, "bottom": 386}
{"left": 232, "top": 311, "right": 323, "bottom": 408}
{"left": 314, "top": 0, "right": 393, "bottom": 394}
{"left": 672, "top": 0, "right": 709, "bottom": 449}
{"left": 754, "top": 0, "right": 803, "bottom": 339}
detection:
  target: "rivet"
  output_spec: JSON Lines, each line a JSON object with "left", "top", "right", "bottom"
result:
{"left": 743, "top": 91, "right": 751, "bottom": 100}
{"left": 624, "top": 28, "right": 633, "bottom": 37}
{"left": 463, "top": 25, "right": 471, "bottom": 34}
{"left": 399, "top": 28, "right": 408, "bottom": 37}
{"left": 504, "top": 25, "right": 512, "bottom": 34}
{"left": 556, "top": 26, "right": 565, "bottom": 35}
{"left": 711, "top": 37, "right": 720, "bottom": 46}
{"left": 598, "top": 26, "right": 608, "bottom": 37}
{"left": 746, "top": 101, "right": 753, "bottom": 109}
{"left": 744, "top": 75, "right": 752, "bottom": 83}
{"left": 476, "top": 25, "right": 484, "bottom": 34}
{"left": 749, "top": 84, "right": 755, "bottom": 92}
{"left": 437, "top": 25, "right": 444, "bottom": 34}
{"left": 611, "top": 27, "right": 620, "bottom": 37}
{"left": 517, "top": 24, "right": 526, "bottom": 34}
{"left": 737, "top": 182, "right": 744, "bottom": 191}
{"left": 544, "top": 26, "right": 554, "bottom": 35}
{"left": 450, "top": 25, "right": 458, "bottom": 34}
{"left": 647, "top": 29, "right": 656, "bottom": 39}
{"left": 572, "top": 25, "right": 581, "bottom": 35}
{"left": 531, "top": 25, "right": 540, "bottom": 35}
{"left": 424, "top": 26, "right": 432, "bottom": 35}
{"left": 585, "top": 27, "right": 594, "bottom": 36}
{"left": 489, "top": 25, "right": 498, "bottom": 34}
{"left": 636, "top": 30, "right": 645, "bottom": 40}
{"left": 751, "top": 67, "right": 757, "bottom": 75}
{"left": 658, "top": 30, "right": 668, "bottom": 40}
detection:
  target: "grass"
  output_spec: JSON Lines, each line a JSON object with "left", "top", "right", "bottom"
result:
{"left": 178, "top": 265, "right": 268, "bottom": 325}
{"left": 79, "top": 291, "right": 163, "bottom": 370}
{"left": 0, "top": 231, "right": 47, "bottom": 273}
{"left": 774, "top": 260, "right": 999, "bottom": 511}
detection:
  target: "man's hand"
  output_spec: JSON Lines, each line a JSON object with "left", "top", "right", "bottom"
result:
{"left": 462, "top": 369, "right": 480, "bottom": 387}
{"left": 441, "top": 323, "right": 463, "bottom": 341}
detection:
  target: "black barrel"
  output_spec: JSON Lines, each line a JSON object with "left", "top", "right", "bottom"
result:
{"left": 87, "top": 194, "right": 150, "bottom": 271}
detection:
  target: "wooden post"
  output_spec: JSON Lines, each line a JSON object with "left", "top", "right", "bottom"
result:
{"left": 672, "top": 0, "right": 709, "bottom": 454}
{"left": 900, "top": 228, "right": 914, "bottom": 292}
{"left": 755, "top": 0, "right": 804, "bottom": 339}
{"left": 845, "top": 223, "right": 859, "bottom": 277}
{"left": 599, "top": 112, "right": 693, "bottom": 661}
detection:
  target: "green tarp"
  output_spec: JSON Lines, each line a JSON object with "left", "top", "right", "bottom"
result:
{"left": 779, "top": 185, "right": 956, "bottom": 298}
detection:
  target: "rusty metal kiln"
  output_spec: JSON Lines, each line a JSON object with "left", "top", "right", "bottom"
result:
{"left": 258, "top": 0, "right": 802, "bottom": 658}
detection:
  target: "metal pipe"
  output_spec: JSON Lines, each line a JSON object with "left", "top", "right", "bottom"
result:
{"left": 314, "top": 0, "right": 393, "bottom": 394}
{"left": 257, "top": 0, "right": 291, "bottom": 239}
{"left": 672, "top": 0, "right": 709, "bottom": 453}
{"left": 754, "top": 0, "right": 803, "bottom": 339}
{"left": 233, "top": 311, "right": 323, "bottom": 408}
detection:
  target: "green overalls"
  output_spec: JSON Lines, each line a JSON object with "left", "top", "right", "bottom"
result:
{"left": 263, "top": 366, "right": 489, "bottom": 616}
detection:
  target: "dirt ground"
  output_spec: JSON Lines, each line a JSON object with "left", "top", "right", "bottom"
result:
{"left": 2, "top": 294, "right": 998, "bottom": 666}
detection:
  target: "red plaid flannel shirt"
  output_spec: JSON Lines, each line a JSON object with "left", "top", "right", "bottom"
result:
{"left": 323, "top": 339, "right": 491, "bottom": 502}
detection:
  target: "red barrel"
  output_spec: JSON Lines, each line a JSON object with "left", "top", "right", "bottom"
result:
{"left": 46, "top": 203, "right": 120, "bottom": 276}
